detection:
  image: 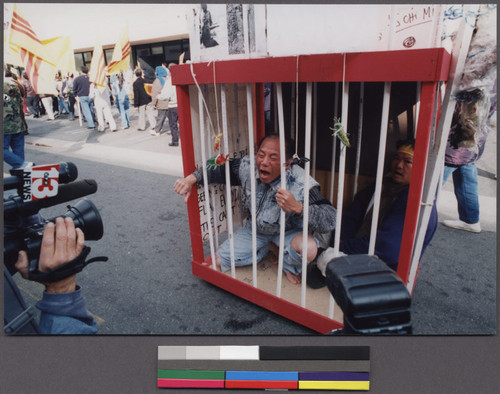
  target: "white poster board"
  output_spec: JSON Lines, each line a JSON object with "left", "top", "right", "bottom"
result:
{"left": 188, "top": 4, "right": 267, "bottom": 62}
{"left": 188, "top": 4, "right": 444, "bottom": 62}
{"left": 189, "top": 84, "right": 250, "bottom": 241}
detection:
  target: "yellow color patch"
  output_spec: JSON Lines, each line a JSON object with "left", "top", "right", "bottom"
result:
{"left": 299, "top": 380, "right": 370, "bottom": 390}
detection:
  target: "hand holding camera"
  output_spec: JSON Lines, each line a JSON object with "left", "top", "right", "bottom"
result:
{"left": 15, "top": 217, "right": 85, "bottom": 293}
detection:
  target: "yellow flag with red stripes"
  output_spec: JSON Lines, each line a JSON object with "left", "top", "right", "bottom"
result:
{"left": 107, "top": 24, "right": 131, "bottom": 75}
{"left": 89, "top": 33, "right": 107, "bottom": 92}
{"left": 8, "top": 4, "right": 57, "bottom": 95}
{"left": 41, "top": 36, "right": 76, "bottom": 74}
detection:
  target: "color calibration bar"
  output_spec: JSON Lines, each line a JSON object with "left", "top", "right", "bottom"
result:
{"left": 157, "top": 346, "right": 370, "bottom": 390}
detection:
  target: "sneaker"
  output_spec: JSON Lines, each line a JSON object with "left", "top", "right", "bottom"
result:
{"left": 442, "top": 219, "right": 481, "bottom": 233}
{"left": 150, "top": 130, "right": 160, "bottom": 136}
{"left": 169, "top": 142, "right": 179, "bottom": 146}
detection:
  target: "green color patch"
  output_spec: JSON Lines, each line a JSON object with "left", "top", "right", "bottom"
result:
{"left": 158, "top": 369, "right": 225, "bottom": 380}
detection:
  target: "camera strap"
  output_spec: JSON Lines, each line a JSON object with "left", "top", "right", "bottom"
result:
{"left": 28, "top": 246, "right": 109, "bottom": 283}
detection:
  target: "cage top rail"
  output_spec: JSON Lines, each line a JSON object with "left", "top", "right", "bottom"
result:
{"left": 172, "top": 48, "right": 451, "bottom": 85}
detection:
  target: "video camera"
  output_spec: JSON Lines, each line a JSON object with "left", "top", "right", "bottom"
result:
{"left": 3, "top": 162, "right": 107, "bottom": 283}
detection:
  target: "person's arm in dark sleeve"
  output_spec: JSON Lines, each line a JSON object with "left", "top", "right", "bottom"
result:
{"left": 133, "top": 82, "right": 139, "bottom": 107}
{"left": 340, "top": 193, "right": 408, "bottom": 269}
{"left": 306, "top": 186, "right": 336, "bottom": 233}
{"left": 174, "top": 158, "right": 242, "bottom": 203}
{"left": 340, "top": 184, "right": 374, "bottom": 241}
{"left": 192, "top": 158, "right": 242, "bottom": 186}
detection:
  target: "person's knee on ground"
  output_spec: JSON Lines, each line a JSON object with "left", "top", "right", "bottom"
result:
{"left": 290, "top": 233, "right": 318, "bottom": 262}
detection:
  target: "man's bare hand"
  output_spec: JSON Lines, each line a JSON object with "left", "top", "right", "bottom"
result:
{"left": 174, "top": 174, "right": 197, "bottom": 203}
{"left": 15, "top": 217, "right": 85, "bottom": 293}
{"left": 276, "top": 186, "right": 303, "bottom": 215}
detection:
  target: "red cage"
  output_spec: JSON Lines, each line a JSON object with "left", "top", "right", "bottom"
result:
{"left": 171, "top": 48, "right": 451, "bottom": 334}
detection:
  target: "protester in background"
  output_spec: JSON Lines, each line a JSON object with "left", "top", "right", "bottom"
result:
{"left": 72, "top": 66, "right": 96, "bottom": 129}
{"left": 133, "top": 68, "right": 156, "bottom": 132}
{"left": 8, "top": 70, "right": 29, "bottom": 134}
{"left": 166, "top": 63, "right": 179, "bottom": 146}
{"left": 3, "top": 69, "right": 30, "bottom": 169}
{"left": 90, "top": 82, "right": 117, "bottom": 132}
{"left": 55, "top": 72, "right": 70, "bottom": 115}
{"left": 22, "top": 73, "right": 41, "bottom": 118}
{"left": 150, "top": 66, "right": 169, "bottom": 137}
{"left": 64, "top": 73, "right": 76, "bottom": 121}
{"left": 441, "top": 6, "right": 497, "bottom": 234}
{"left": 111, "top": 72, "right": 130, "bottom": 130}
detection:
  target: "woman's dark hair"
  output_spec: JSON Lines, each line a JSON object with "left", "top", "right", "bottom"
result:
{"left": 118, "top": 72, "right": 124, "bottom": 90}
{"left": 396, "top": 139, "right": 415, "bottom": 150}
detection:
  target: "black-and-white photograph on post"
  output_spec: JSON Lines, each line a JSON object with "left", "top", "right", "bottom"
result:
{"left": 226, "top": 4, "right": 244, "bottom": 55}
{"left": 200, "top": 3, "right": 219, "bottom": 49}
{"left": 189, "top": 4, "right": 267, "bottom": 62}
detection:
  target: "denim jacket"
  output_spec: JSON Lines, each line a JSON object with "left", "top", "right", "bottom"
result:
{"left": 194, "top": 156, "right": 336, "bottom": 236}
{"left": 36, "top": 286, "right": 98, "bottom": 334}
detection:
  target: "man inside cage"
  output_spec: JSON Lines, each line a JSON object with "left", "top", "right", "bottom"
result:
{"left": 307, "top": 139, "right": 438, "bottom": 288}
{"left": 174, "top": 133, "right": 337, "bottom": 284}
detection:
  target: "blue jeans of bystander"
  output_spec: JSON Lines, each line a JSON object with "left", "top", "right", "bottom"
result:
{"left": 443, "top": 163, "right": 480, "bottom": 224}
{"left": 78, "top": 96, "right": 95, "bottom": 127}
{"left": 3, "top": 132, "right": 26, "bottom": 168}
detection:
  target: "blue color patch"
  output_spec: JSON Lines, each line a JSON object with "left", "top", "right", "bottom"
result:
{"left": 226, "top": 371, "right": 298, "bottom": 381}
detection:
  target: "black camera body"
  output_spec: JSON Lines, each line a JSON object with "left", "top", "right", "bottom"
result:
{"left": 3, "top": 162, "right": 105, "bottom": 281}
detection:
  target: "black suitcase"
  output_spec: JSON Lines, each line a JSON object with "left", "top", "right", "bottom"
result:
{"left": 324, "top": 254, "right": 412, "bottom": 334}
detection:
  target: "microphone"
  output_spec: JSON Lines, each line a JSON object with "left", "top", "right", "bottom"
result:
{"left": 4, "top": 162, "right": 78, "bottom": 191}
{"left": 4, "top": 179, "right": 98, "bottom": 217}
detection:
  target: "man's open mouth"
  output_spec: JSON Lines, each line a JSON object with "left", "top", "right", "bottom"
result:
{"left": 259, "top": 169, "right": 270, "bottom": 177}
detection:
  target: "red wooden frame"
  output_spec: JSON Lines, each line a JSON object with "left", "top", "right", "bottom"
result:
{"left": 172, "top": 49, "right": 450, "bottom": 334}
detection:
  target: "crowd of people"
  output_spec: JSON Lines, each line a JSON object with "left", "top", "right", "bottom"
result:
{"left": 5, "top": 62, "right": 180, "bottom": 155}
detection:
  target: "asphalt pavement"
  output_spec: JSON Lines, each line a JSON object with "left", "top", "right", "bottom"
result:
{"left": 5, "top": 106, "right": 497, "bottom": 335}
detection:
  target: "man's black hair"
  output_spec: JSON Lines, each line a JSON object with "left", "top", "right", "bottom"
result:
{"left": 80, "top": 66, "right": 89, "bottom": 74}
{"left": 257, "top": 133, "right": 294, "bottom": 160}
{"left": 135, "top": 69, "right": 142, "bottom": 77}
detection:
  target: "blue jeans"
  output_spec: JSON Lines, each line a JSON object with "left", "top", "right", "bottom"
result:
{"left": 443, "top": 163, "right": 480, "bottom": 224}
{"left": 78, "top": 96, "right": 95, "bottom": 127}
{"left": 3, "top": 133, "right": 25, "bottom": 168}
{"left": 57, "top": 96, "right": 69, "bottom": 114}
{"left": 117, "top": 96, "right": 130, "bottom": 128}
{"left": 216, "top": 221, "right": 307, "bottom": 275}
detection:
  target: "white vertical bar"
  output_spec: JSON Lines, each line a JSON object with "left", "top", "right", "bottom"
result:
{"left": 368, "top": 82, "right": 392, "bottom": 255}
{"left": 332, "top": 85, "right": 349, "bottom": 255}
{"left": 301, "top": 82, "right": 313, "bottom": 308}
{"left": 273, "top": 83, "right": 279, "bottom": 132}
{"left": 311, "top": 82, "right": 318, "bottom": 178}
{"left": 246, "top": 83, "right": 258, "bottom": 287}
{"left": 198, "top": 88, "right": 217, "bottom": 269}
{"left": 414, "top": 82, "right": 421, "bottom": 138}
{"left": 276, "top": 83, "right": 287, "bottom": 297}
{"left": 329, "top": 77, "right": 349, "bottom": 318}
{"left": 329, "top": 82, "right": 339, "bottom": 203}
{"left": 353, "top": 82, "right": 364, "bottom": 197}
{"left": 205, "top": 85, "right": 219, "bottom": 250}
{"left": 220, "top": 84, "right": 236, "bottom": 277}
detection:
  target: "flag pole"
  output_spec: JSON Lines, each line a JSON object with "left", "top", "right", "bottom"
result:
{"left": 76, "top": 97, "right": 83, "bottom": 127}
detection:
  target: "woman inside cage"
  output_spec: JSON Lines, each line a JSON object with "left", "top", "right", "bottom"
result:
{"left": 307, "top": 139, "right": 439, "bottom": 288}
{"left": 174, "top": 133, "right": 336, "bottom": 284}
